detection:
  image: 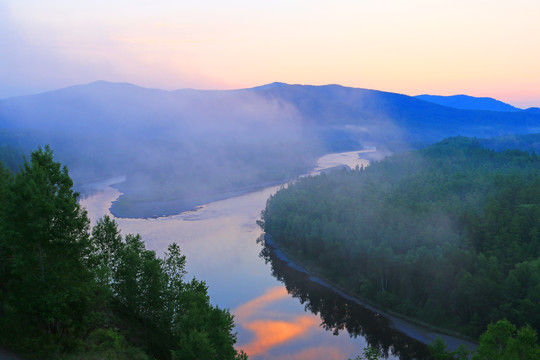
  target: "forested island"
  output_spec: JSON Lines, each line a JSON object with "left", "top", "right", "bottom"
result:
{"left": 258, "top": 137, "right": 540, "bottom": 346}
{"left": 0, "top": 146, "right": 246, "bottom": 360}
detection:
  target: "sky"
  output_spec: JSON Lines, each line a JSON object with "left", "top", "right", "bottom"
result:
{"left": 1, "top": 0, "right": 539, "bottom": 108}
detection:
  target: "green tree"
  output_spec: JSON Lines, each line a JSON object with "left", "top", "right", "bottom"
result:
{"left": 114, "top": 233, "right": 150, "bottom": 314}
{"left": 473, "top": 319, "right": 540, "bottom": 360}
{"left": 259, "top": 137, "right": 540, "bottom": 336}
{"left": 164, "top": 242, "right": 245, "bottom": 360}
{"left": 347, "top": 346, "right": 381, "bottom": 360}
{"left": 0, "top": 146, "right": 94, "bottom": 350}
{"left": 0, "top": 147, "right": 247, "bottom": 359}
{"left": 172, "top": 279, "right": 239, "bottom": 360}
{"left": 163, "top": 243, "right": 187, "bottom": 331}
{"left": 428, "top": 337, "right": 470, "bottom": 360}
{"left": 90, "top": 215, "right": 124, "bottom": 291}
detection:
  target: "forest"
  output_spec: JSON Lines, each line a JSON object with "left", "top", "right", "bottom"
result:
{"left": 259, "top": 136, "right": 540, "bottom": 341}
{"left": 0, "top": 146, "right": 246, "bottom": 360}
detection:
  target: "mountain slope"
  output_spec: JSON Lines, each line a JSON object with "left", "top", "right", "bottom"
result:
{"left": 254, "top": 84, "right": 540, "bottom": 143}
{"left": 415, "top": 94, "right": 520, "bottom": 112}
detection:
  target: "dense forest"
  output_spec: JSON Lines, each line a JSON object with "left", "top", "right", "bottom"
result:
{"left": 261, "top": 237, "right": 540, "bottom": 360}
{"left": 0, "top": 146, "right": 246, "bottom": 360}
{"left": 259, "top": 137, "right": 540, "bottom": 340}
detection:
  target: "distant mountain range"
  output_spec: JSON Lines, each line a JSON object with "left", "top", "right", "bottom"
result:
{"left": 251, "top": 83, "right": 540, "bottom": 144}
{"left": 415, "top": 94, "right": 522, "bottom": 112}
{"left": 2, "top": 81, "right": 540, "bottom": 217}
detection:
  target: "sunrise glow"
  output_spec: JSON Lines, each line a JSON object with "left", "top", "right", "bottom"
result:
{"left": 1, "top": 0, "right": 539, "bottom": 107}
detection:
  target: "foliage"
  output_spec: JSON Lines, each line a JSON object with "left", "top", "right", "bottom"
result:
{"left": 427, "top": 320, "right": 540, "bottom": 360}
{"left": 472, "top": 319, "right": 540, "bottom": 360}
{"left": 0, "top": 146, "right": 246, "bottom": 359}
{"left": 0, "top": 145, "right": 94, "bottom": 354}
{"left": 260, "top": 136, "right": 540, "bottom": 337}
{"left": 361, "top": 347, "right": 381, "bottom": 360}
{"left": 347, "top": 346, "right": 381, "bottom": 360}
{"left": 428, "top": 337, "right": 470, "bottom": 360}
{"left": 348, "top": 320, "right": 540, "bottom": 360}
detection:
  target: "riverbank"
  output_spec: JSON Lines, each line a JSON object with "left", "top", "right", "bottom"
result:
{"left": 109, "top": 178, "right": 299, "bottom": 219}
{"left": 104, "top": 149, "right": 374, "bottom": 219}
{"left": 262, "top": 234, "right": 478, "bottom": 353}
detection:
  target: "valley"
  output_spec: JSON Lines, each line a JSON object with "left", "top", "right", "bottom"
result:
{"left": 2, "top": 83, "right": 540, "bottom": 359}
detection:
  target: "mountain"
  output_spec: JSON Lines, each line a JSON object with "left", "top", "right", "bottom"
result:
{"left": 249, "top": 83, "right": 540, "bottom": 152}
{"left": 415, "top": 94, "right": 521, "bottom": 112}
{"left": 523, "top": 107, "right": 540, "bottom": 114}
{"left": 2, "top": 81, "right": 540, "bottom": 217}
{"left": 0, "top": 81, "right": 324, "bottom": 217}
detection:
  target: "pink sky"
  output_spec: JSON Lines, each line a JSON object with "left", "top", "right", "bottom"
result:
{"left": 1, "top": 0, "right": 539, "bottom": 108}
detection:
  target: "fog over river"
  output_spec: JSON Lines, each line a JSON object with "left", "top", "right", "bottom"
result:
{"left": 80, "top": 150, "right": 471, "bottom": 360}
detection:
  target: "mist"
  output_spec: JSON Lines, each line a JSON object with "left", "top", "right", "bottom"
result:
{"left": 0, "top": 82, "right": 324, "bottom": 217}
{"left": 2, "top": 81, "right": 539, "bottom": 217}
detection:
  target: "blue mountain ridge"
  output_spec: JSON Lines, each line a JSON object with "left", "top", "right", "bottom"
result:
{"left": 415, "top": 94, "right": 520, "bottom": 112}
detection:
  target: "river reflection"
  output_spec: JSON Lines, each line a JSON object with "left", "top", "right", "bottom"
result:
{"left": 258, "top": 236, "right": 430, "bottom": 360}
{"left": 80, "top": 150, "right": 451, "bottom": 359}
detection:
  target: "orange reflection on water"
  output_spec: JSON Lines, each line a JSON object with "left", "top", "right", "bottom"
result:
{"left": 234, "top": 286, "right": 321, "bottom": 357}
{"left": 241, "top": 315, "right": 319, "bottom": 356}
{"left": 234, "top": 286, "right": 289, "bottom": 320}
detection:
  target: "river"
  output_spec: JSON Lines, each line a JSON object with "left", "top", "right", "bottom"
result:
{"left": 79, "top": 150, "right": 472, "bottom": 360}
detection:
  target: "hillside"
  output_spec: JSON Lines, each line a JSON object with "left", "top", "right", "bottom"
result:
{"left": 415, "top": 94, "right": 521, "bottom": 112}
{"left": 2, "top": 81, "right": 540, "bottom": 217}
{"left": 259, "top": 136, "right": 540, "bottom": 338}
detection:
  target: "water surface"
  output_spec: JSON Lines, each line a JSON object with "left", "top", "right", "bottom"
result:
{"left": 80, "top": 150, "right": 455, "bottom": 359}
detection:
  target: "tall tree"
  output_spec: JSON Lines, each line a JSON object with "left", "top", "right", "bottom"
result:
{"left": 0, "top": 147, "right": 247, "bottom": 359}
{"left": 1, "top": 146, "right": 93, "bottom": 341}
{"left": 90, "top": 215, "right": 124, "bottom": 292}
